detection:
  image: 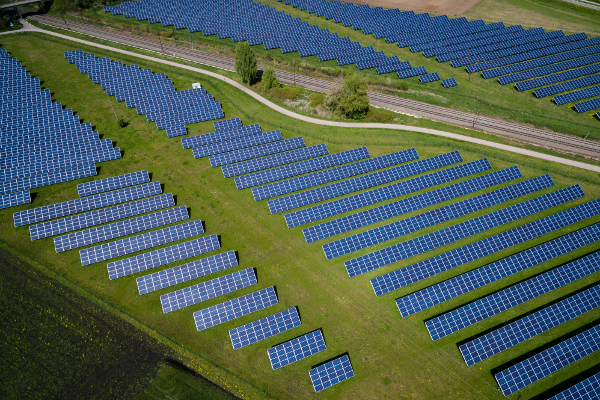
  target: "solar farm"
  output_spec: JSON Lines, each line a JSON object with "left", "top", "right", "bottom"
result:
{"left": 2, "top": 1, "right": 600, "bottom": 399}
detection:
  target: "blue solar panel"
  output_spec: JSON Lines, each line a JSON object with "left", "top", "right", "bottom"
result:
{"left": 549, "top": 372, "right": 600, "bottom": 400}
{"left": 229, "top": 307, "right": 301, "bottom": 350}
{"left": 460, "top": 280, "right": 600, "bottom": 366}
{"left": 181, "top": 124, "right": 261, "bottom": 149}
{"left": 303, "top": 163, "right": 514, "bottom": 243}
{"left": 236, "top": 147, "right": 369, "bottom": 190}
{"left": 254, "top": 148, "right": 419, "bottom": 204}
{"left": 419, "top": 72, "right": 440, "bottom": 83}
{"left": 0, "top": 190, "right": 30, "bottom": 210}
{"left": 324, "top": 174, "right": 548, "bottom": 260}
{"left": 499, "top": 54, "right": 600, "bottom": 85}
{"left": 309, "top": 355, "right": 354, "bottom": 392}
{"left": 160, "top": 268, "right": 257, "bottom": 313}
{"left": 77, "top": 170, "right": 149, "bottom": 197}
{"left": 209, "top": 137, "right": 305, "bottom": 167}
{"left": 193, "top": 130, "right": 283, "bottom": 159}
{"left": 371, "top": 187, "right": 593, "bottom": 296}
{"left": 398, "top": 66, "right": 427, "bottom": 79}
{"left": 222, "top": 144, "right": 328, "bottom": 178}
{"left": 574, "top": 93, "right": 600, "bottom": 112}
{"left": 54, "top": 205, "right": 188, "bottom": 253}
{"left": 0, "top": 164, "right": 97, "bottom": 196}
{"left": 442, "top": 78, "right": 457, "bottom": 88}
{"left": 517, "top": 64, "right": 600, "bottom": 91}
{"left": 14, "top": 181, "right": 162, "bottom": 227}
{"left": 287, "top": 158, "right": 495, "bottom": 229}
{"left": 107, "top": 233, "right": 219, "bottom": 280}
{"left": 555, "top": 86, "right": 600, "bottom": 106}
{"left": 137, "top": 250, "right": 238, "bottom": 294}
{"left": 495, "top": 324, "right": 600, "bottom": 396}
{"left": 268, "top": 330, "right": 326, "bottom": 370}
{"left": 193, "top": 286, "right": 278, "bottom": 331}
{"left": 213, "top": 117, "right": 242, "bottom": 131}
{"left": 534, "top": 74, "right": 600, "bottom": 98}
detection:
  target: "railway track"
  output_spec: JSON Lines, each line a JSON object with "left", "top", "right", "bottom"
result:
{"left": 27, "top": 14, "right": 600, "bottom": 160}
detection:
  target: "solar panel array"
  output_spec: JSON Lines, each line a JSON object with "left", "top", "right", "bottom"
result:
{"left": 137, "top": 250, "right": 238, "bottom": 294}
{"left": 0, "top": 190, "right": 30, "bottom": 210}
{"left": 236, "top": 147, "right": 369, "bottom": 190}
{"left": 573, "top": 92, "right": 600, "bottom": 112}
{"left": 371, "top": 185, "right": 588, "bottom": 294}
{"left": 419, "top": 222, "right": 600, "bottom": 339}
{"left": 77, "top": 170, "right": 149, "bottom": 197}
{"left": 193, "top": 286, "right": 278, "bottom": 331}
{"left": 160, "top": 267, "right": 257, "bottom": 313}
{"left": 324, "top": 174, "right": 547, "bottom": 260}
{"left": 229, "top": 307, "right": 301, "bottom": 350}
{"left": 287, "top": 157, "right": 494, "bottom": 229}
{"left": 29, "top": 193, "right": 175, "bottom": 240}
{"left": 209, "top": 137, "right": 305, "bottom": 167}
{"left": 495, "top": 324, "right": 600, "bottom": 396}
{"left": 408, "top": 228, "right": 600, "bottom": 327}
{"left": 0, "top": 49, "right": 119, "bottom": 199}
{"left": 214, "top": 117, "right": 242, "bottom": 132}
{"left": 182, "top": 124, "right": 262, "bottom": 149}
{"left": 419, "top": 72, "right": 440, "bottom": 84}
{"left": 309, "top": 355, "right": 354, "bottom": 392}
{"left": 549, "top": 372, "right": 600, "bottom": 400}
{"left": 193, "top": 130, "right": 283, "bottom": 159}
{"left": 14, "top": 181, "right": 162, "bottom": 227}
{"left": 65, "top": 50, "right": 223, "bottom": 137}
{"left": 460, "top": 281, "right": 600, "bottom": 366}
{"left": 303, "top": 162, "right": 514, "bottom": 243}
{"left": 256, "top": 148, "right": 419, "bottom": 205}
{"left": 222, "top": 144, "right": 328, "bottom": 179}
{"left": 268, "top": 330, "right": 326, "bottom": 370}
{"left": 514, "top": 62, "right": 600, "bottom": 91}
{"left": 499, "top": 53, "right": 600, "bottom": 85}
{"left": 442, "top": 78, "right": 457, "bottom": 88}
{"left": 554, "top": 86, "right": 600, "bottom": 106}
{"left": 346, "top": 176, "right": 568, "bottom": 278}
{"left": 534, "top": 74, "right": 600, "bottom": 98}
{"left": 107, "top": 233, "right": 219, "bottom": 280}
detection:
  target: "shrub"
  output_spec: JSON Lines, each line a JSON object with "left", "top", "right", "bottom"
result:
{"left": 309, "top": 93, "right": 325, "bottom": 107}
{"left": 269, "top": 86, "right": 301, "bottom": 101}
{"left": 261, "top": 67, "right": 279, "bottom": 92}
{"left": 234, "top": 42, "right": 257, "bottom": 84}
{"left": 324, "top": 75, "right": 369, "bottom": 120}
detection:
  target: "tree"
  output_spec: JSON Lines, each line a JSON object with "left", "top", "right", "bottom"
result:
{"left": 324, "top": 74, "right": 369, "bottom": 119}
{"left": 261, "top": 67, "right": 279, "bottom": 92}
{"left": 0, "top": 8, "right": 11, "bottom": 29}
{"left": 234, "top": 42, "right": 257, "bottom": 84}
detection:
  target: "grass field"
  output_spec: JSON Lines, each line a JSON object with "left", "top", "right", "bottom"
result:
{"left": 41, "top": 0, "right": 600, "bottom": 143}
{"left": 2, "top": 32, "right": 600, "bottom": 399}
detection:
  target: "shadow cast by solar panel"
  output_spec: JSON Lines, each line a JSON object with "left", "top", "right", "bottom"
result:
{"left": 234, "top": 250, "right": 240, "bottom": 264}
{"left": 529, "top": 362, "right": 600, "bottom": 400}
{"left": 172, "top": 194, "right": 177, "bottom": 205}
{"left": 489, "top": 319, "right": 600, "bottom": 376}
{"left": 30, "top": 191, "right": 38, "bottom": 203}
{"left": 310, "top": 351, "right": 351, "bottom": 369}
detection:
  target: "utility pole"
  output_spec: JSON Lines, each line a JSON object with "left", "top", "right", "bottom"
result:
{"left": 159, "top": 35, "right": 164, "bottom": 53}
{"left": 61, "top": 12, "right": 69, "bottom": 30}
{"left": 190, "top": 36, "right": 193, "bottom": 50}
{"left": 106, "top": 92, "right": 118, "bottom": 120}
{"left": 473, "top": 97, "right": 485, "bottom": 128}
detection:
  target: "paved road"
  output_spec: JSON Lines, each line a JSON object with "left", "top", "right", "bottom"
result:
{"left": 10, "top": 19, "right": 600, "bottom": 174}
{"left": 26, "top": 14, "right": 600, "bottom": 160}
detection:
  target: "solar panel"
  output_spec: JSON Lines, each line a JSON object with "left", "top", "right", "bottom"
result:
{"left": 209, "top": 137, "right": 305, "bottom": 167}
{"left": 229, "top": 307, "right": 301, "bottom": 350}
{"left": 372, "top": 186, "right": 593, "bottom": 296}
{"left": 303, "top": 163, "right": 516, "bottom": 243}
{"left": 29, "top": 193, "right": 174, "bottom": 241}
{"left": 419, "top": 72, "right": 440, "bottom": 83}
{"left": 534, "top": 74, "right": 600, "bottom": 98}
{"left": 269, "top": 150, "right": 459, "bottom": 214}
{"left": 161, "top": 268, "right": 257, "bottom": 313}
{"left": 235, "top": 147, "right": 369, "bottom": 190}
{"left": 574, "top": 94, "right": 600, "bottom": 112}
{"left": 549, "top": 372, "right": 600, "bottom": 400}
{"left": 14, "top": 181, "right": 162, "bottom": 227}
{"left": 309, "top": 355, "right": 354, "bottom": 392}
{"left": 0, "top": 190, "right": 30, "bottom": 210}
{"left": 193, "top": 286, "right": 278, "bottom": 331}
{"left": 287, "top": 158, "right": 496, "bottom": 229}
{"left": 268, "top": 330, "right": 326, "bottom": 370}
{"left": 442, "top": 78, "right": 457, "bottom": 88}
{"left": 516, "top": 63, "right": 600, "bottom": 91}
{"left": 193, "top": 130, "right": 283, "bottom": 159}
{"left": 77, "top": 170, "right": 149, "bottom": 197}
{"left": 54, "top": 205, "right": 188, "bottom": 253}
{"left": 107, "top": 232, "right": 219, "bottom": 280}
{"left": 495, "top": 324, "right": 600, "bottom": 396}
{"left": 460, "top": 281, "right": 600, "bottom": 366}
{"left": 137, "top": 250, "right": 238, "bottom": 295}
{"left": 214, "top": 117, "right": 242, "bottom": 131}
{"left": 418, "top": 225, "right": 600, "bottom": 338}
{"left": 0, "top": 164, "right": 97, "bottom": 196}
{"left": 222, "top": 144, "right": 328, "bottom": 178}
{"left": 182, "top": 124, "right": 261, "bottom": 149}
{"left": 324, "top": 174, "right": 548, "bottom": 260}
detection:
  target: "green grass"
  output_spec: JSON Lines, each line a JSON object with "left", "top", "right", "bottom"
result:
{"left": 50, "top": 0, "right": 600, "bottom": 142}
{"left": 2, "top": 32, "right": 600, "bottom": 399}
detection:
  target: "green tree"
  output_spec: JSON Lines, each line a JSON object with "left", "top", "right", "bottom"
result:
{"left": 261, "top": 67, "right": 279, "bottom": 92}
{"left": 0, "top": 8, "right": 11, "bottom": 29}
{"left": 234, "top": 42, "right": 257, "bottom": 84}
{"left": 324, "top": 75, "right": 369, "bottom": 119}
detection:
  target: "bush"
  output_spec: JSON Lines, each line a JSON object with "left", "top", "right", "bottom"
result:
{"left": 365, "top": 108, "right": 394, "bottom": 122}
{"left": 309, "top": 93, "right": 325, "bottom": 107}
{"left": 324, "top": 75, "right": 369, "bottom": 120}
{"left": 234, "top": 42, "right": 257, "bottom": 84}
{"left": 0, "top": 9, "right": 11, "bottom": 29}
{"left": 269, "top": 86, "right": 301, "bottom": 101}
{"left": 261, "top": 67, "right": 279, "bottom": 92}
